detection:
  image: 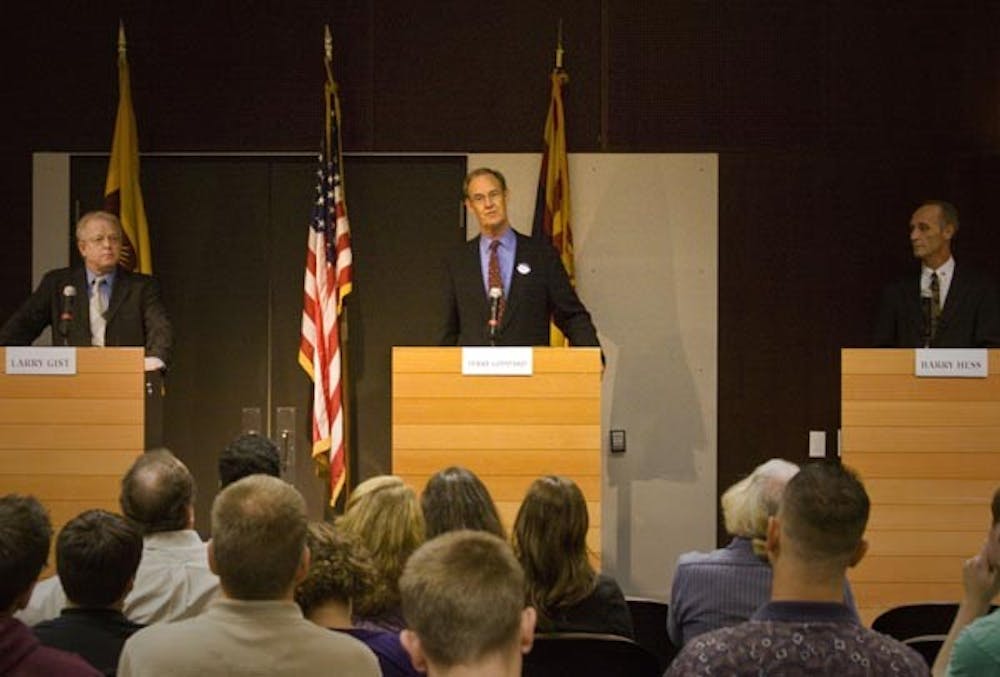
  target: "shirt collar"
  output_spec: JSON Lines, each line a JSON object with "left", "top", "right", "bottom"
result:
{"left": 752, "top": 600, "right": 857, "bottom": 624}
{"left": 479, "top": 226, "right": 517, "bottom": 253}
{"left": 86, "top": 267, "right": 118, "bottom": 287}
{"left": 922, "top": 256, "right": 955, "bottom": 279}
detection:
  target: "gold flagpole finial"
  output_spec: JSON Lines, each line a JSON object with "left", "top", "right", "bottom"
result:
{"left": 555, "top": 19, "right": 564, "bottom": 70}
{"left": 324, "top": 24, "right": 333, "bottom": 65}
{"left": 118, "top": 19, "right": 127, "bottom": 56}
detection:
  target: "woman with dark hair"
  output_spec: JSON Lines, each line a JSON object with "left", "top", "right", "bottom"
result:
{"left": 421, "top": 466, "right": 505, "bottom": 539}
{"left": 295, "top": 522, "right": 419, "bottom": 677}
{"left": 513, "top": 475, "right": 634, "bottom": 639}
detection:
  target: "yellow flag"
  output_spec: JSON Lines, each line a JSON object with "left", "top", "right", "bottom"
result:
{"left": 104, "top": 22, "right": 152, "bottom": 274}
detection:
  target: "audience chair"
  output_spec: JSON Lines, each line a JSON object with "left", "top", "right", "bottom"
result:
{"left": 625, "top": 597, "right": 678, "bottom": 671}
{"left": 870, "top": 602, "right": 991, "bottom": 667}
{"left": 522, "top": 632, "right": 661, "bottom": 677}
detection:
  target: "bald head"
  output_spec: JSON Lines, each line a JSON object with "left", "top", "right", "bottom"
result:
{"left": 119, "top": 450, "right": 195, "bottom": 534}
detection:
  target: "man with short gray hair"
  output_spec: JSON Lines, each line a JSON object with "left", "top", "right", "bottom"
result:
{"left": 119, "top": 475, "right": 379, "bottom": 676}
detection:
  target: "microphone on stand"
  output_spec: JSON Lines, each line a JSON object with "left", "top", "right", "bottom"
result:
{"left": 488, "top": 287, "right": 502, "bottom": 346}
{"left": 58, "top": 285, "right": 76, "bottom": 346}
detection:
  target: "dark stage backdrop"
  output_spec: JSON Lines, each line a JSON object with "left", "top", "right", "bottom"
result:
{"left": 71, "top": 155, "right": 465, "bottom": 530}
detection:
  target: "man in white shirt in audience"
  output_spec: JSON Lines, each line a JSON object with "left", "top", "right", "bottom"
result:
{"left": 19, "top": 449, "right": 219, "bottom": 625}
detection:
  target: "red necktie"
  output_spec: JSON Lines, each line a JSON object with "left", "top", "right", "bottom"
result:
{"left": 488, "top": 240, "right": 506, "bottom": 322}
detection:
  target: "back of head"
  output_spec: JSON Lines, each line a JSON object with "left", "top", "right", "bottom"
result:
{"left": 421, "top": 466, "right": 505, "bottom": 540}
{"left": 337, "top": 475, "right": 425, "bottom": 617}
{"left": 721, "top": 458, "right": 799, "bottom": 549}
{"left": 57, "top": 509, "right": 142, "bottom": 608}
{"left": 218, "top": 433, "right": 281, "bottom": 488}
{"left": 401, "top": 530, "right": 525, "bottom": 668}
{"left": 120, "top": 449, "right": 195, "bottom": 534}
{"left": 779, "top": 461, "right": 870, "bottom": 567}
{"left": 0, "top": 494, "right": 52, "bottom": 612}
{"left": 211, "top": 475, "right": 307, "bottom": 600}
{"left": 294, "top": 521, "right": 375, "bottom": 617}
{"left": 512, "top": 476, "right": 594, "bottom": 616}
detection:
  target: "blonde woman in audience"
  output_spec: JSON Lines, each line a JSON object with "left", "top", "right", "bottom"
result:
{"left": 513, "top": 475, "right": 633, "bottom": 638}
{"left": 296, "top": 522, "right": 419, "bottom": 677}
{"left": 337, "top": 475, "right": 425, "bottom": 631}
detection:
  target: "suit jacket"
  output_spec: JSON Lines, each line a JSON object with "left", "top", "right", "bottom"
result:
{"left": 0, "top": 266, "right": 173, "bottom": 366}
{"left": 873, "top": 264, "right": 1000, "bottom": 348}
{"left": 437, "top": 231, "right": 599, "bottom": 347}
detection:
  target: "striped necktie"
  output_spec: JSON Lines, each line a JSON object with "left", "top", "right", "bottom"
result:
{"left": 929, "top": 272, "right": 941, "bottom": 343}
{"left": 90, "top": 276, "right": 107, "bottom": 347}
{"left": 488, "top": 240, "right": 506, "bottom": 322}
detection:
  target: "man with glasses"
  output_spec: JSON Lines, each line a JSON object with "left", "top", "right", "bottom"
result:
{"left": 0, "top": 210, "right": 172, "bottom": 369}
{"left": 436, "top": 167, "right": 599, "bottom": 347}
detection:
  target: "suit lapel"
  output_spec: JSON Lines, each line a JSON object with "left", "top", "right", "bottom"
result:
{"left": 70, "top": 268, "right": 92, "bottom": 345}
{"left": 105, "top": 268, "right": 129, "bottom": 325}
{"left": 939, "top": 264, "right": 968, "bottom": 330}
{"left": 502, "top": 234, "right": 529, "bottom": 330}
{"left": 905, "top": 274, "right": 924, "bottom": 342}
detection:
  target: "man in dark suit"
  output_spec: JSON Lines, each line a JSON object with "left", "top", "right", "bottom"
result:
{"left": 437, "top": 167, "right": 599, "bottom": 347}
{"left": 0, "top": 211, "right": 172, "bottom": 369}
{"left": 873, "top": 200, "right": 1000, "bottom": 348}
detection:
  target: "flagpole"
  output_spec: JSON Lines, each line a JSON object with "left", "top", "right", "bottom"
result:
{"left": 326, "top": 24, "right": 352, "bottom": 510}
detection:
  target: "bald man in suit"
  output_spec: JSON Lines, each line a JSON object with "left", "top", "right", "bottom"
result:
{"left": 873, "top": 200, "right": 1000, "bottom": 348}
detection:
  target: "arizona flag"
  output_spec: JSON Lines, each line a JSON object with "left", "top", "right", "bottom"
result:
{"left": 299, "top": 27, "right": 353, "bottom": 506}
{"left": 532, "top": 66, "right": 573, "bottom": 347}
{"left": 104, "top": 22, "right": 152, "bottom": 274}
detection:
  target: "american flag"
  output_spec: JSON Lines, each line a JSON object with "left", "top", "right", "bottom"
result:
{"left": 299, "top": 46, "right": 352, "bottom": 505}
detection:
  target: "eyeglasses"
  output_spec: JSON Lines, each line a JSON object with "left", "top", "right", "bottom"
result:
{"left": 81, "top": 234, "right": 123, "bottom": 245}
{"left": 468, "top": 190, "right": 504, "bottom": 205}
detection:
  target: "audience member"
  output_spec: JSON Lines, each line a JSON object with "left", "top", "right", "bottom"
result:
{"left": 337, "top": 475, "right": 425, "bottom": 631}
{"left": 513, "top": 475, "right": 633, "bottom": 638}
{"left": 421, "top": 466, "right": 506, "bottom": 539}
{"left": 119, "top": 475, "right": 379, "bottom": 676}
{"left": 33, "top": 509, "right": 143, "bottom": 675}
{"left": 20, "top": 449, "right": 219, "bottom": 625}
{"left": 932, "top": 486, "right": 1000, "bottom": 676}
{"left": 668, "top": 458, "right": 800, "bottom": 646}
{"left": 296, "top": 521, "right": 419, "bottom": 677}
{"left": 218, "top": 432, "right": 281, "bottom": 488}
{"left": 667, "top": 461, "right": 928, "bottom": 675}
{"left": 400, "top": 530, "right": 535, "bottom": 677}
{"left": 0, "top": 494, "right": 100, "bottom": 676}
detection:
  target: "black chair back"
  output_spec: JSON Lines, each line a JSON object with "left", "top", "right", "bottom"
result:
{"left": 870, "top": 602, "right": 975, "bottom": 667}
{"left": 625, "top": 597, "right": 678, "bottom": 671}
{"left": 522, "top": 632, "right": 661, "bottom": 677}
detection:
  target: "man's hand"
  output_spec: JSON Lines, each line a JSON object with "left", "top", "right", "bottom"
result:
{"left": 961, "top": 543, "right": 1000, "bottom": 612}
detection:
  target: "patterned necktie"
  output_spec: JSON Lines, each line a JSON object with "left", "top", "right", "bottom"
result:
{"left": 90, "top": 276, "right": 107, "bottom": 347}
{"left": 488, "top": 240, "right": 506, "bottom": 322}
{"left": 929, "top": 272, "right": 941, "bottom": 343}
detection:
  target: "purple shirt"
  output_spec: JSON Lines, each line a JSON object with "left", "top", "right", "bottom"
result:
{"left": 478, "top": 227, "right": 516, "bottom": 298}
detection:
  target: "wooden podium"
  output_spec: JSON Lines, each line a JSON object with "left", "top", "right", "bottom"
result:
{"left": 0, "top": 347, "right": 145, "bottom": 562}
{"left": 841, "top": 348, "right": 1000, "bottom": 624}
{"left": 391, "top": 347, "right": 603, "bottom": 558}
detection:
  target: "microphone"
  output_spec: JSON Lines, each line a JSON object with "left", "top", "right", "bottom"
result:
{"left": 58, "top": 285, "right": 76, "bottom": 345}
{"left": 488, "top": 287, "right": 502, "bottom": 346}
{"left": 920, "top": 288, "right": 932, "bottom": 348}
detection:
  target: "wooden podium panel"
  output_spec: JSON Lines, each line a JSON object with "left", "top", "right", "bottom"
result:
{"left": 0, "top": 347, "right": 145, "bottom": 570}
{"left": 841, "top": 349, "right": 1000, "bottom": 624}
{"left": 392, "top": 347, "right": 603, "bottom": 558}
